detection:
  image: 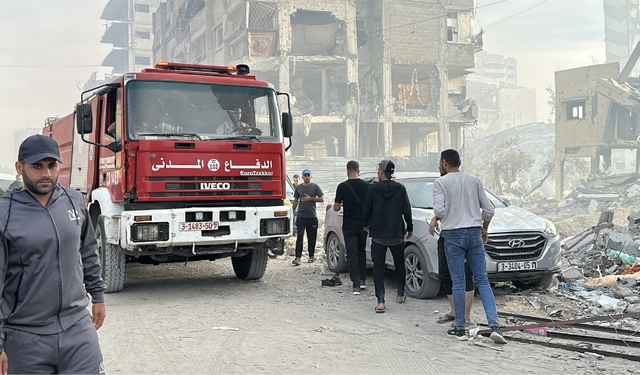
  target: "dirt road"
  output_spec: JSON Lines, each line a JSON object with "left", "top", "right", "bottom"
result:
{"left": 98, "top": 254, "right": 635, "bottom": 374}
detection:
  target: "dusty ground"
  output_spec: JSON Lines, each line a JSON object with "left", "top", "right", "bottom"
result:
{"left": 97, "top": 250, "right": 639, "bottom": 375}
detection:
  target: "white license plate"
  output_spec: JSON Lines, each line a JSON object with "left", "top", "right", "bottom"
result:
{"left": 498, "top": 261, "right": 537, "bottom": 272}
{"left": 179, "top": 221, "right": 219, "bottom": 231}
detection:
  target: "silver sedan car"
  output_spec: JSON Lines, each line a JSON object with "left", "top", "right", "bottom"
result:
{"left": 324, "top": 172, "right": 561, "bottom": 299}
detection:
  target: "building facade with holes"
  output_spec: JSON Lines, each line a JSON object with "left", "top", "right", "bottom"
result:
{"left": 150, "top": 0, "right": 478, "bottom": 159}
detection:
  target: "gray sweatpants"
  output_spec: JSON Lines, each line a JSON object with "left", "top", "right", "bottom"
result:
{"left": 4, "top": 314, "right": 103, "bottom": 374}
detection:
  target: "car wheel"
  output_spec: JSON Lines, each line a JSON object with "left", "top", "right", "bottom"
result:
{"left": 326, "top": 232, "right": 348, "bottom": 273}
{"left": 404, "top": 244, "right": 440, "bottom": 299}
{"left": 514, "top": 273, "right": 554, "bottom": 290}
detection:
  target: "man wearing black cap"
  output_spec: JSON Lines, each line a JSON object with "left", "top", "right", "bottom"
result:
{"left": 0, "top": 135, "right": 107, "bottom": 374}
{"left": 292, "top": 168, "right": 324, "bottom": 265}
{"left": 363, "top": 160, "right": 413, "bottom": 313}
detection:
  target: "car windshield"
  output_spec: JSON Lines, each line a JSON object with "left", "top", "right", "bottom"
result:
{"left": 126, "top": 81, "right": 282, "bottom": 142}
{"left": 399, "top": 178, "right": 507, "bottom": 209}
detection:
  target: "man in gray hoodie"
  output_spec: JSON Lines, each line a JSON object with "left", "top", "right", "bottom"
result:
{"left": 0, "top": 135, "right": 107, "bottom": 374}
{"left": 362, "top": 160, "right": 413, "bottom": 313}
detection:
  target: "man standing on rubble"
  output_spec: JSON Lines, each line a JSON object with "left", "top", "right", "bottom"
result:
{"left": 433, "top": 149, "right": 506, "bottom": 344}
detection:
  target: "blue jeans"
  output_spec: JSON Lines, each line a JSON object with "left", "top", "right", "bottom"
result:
{"left": 443, "top": 228, "right": 499, "bottom": 330}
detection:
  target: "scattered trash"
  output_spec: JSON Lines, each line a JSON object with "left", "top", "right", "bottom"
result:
{"left": 319, "top": 265, "right": 326, "bottom": 275}
{"left": 564, "top": 283, "right": 588, "bottom": 292}
{"left": 211, "top": 327, "right": 240, "bottom": 331}
{"left": 608, "top": 250, "right": 637, "bottom": 265}
{"left": 524, "top": 327, "right": 548, "bottom": 336}
{"left": 321, "top": 273, "right": 343, "bottom": 287}
{"left": 597, "top": 295, "right": 626, "bottom": 313}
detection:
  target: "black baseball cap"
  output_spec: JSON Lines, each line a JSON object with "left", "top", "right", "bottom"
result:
{"left": 379, "top": 159, "right": 395, "bottom": 179}
{"left": 18, "top": 135, "right": 63, "bottom": 164}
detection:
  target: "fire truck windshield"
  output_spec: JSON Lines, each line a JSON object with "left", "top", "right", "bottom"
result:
{"left": 126, "top": 81, "right": 282, "bottom": 142}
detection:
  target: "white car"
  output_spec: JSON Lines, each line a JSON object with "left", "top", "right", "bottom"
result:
{"left": 323, "top": 172, "right": 562, "bottom": 299}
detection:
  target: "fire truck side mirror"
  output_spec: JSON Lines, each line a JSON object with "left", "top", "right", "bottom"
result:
{"left": 282, "top": 113, "right": 293, "bottom": 138}
{"left": 76, "top": 103, "right": 93, "bottom": 134}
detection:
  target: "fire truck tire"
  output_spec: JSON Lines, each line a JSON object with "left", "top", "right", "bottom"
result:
{"left": 96, "top": 215, "right": 127, "bottom": 293}
{"left": 232, "top": 248, "right": 268, "bottom": 280}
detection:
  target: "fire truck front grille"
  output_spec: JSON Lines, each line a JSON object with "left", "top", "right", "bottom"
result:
{"left": 150, "top": 176, "right": 272, "bottom": 182}
{"left": 165, "top": 182, "right": 261, "bottom": 190}
{"left": 150, "top": 191, "right": 273, "bottom": 198}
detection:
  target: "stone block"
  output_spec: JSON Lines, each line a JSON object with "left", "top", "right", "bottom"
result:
{"left": 624, "top": 296, "right": 640, "bottom": 304}
{"left": 561, "top": 266, "right": 583, "bottom": 281}
{"left": 606, "top": 232, "right": 634, "bottom": 252}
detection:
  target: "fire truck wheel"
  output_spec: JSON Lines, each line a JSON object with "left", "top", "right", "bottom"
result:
{"left": 96, "top": 215, "right": 127, "bottom": 293}
{"left": 232, "top": 248, "right": 268, "bottom": 280}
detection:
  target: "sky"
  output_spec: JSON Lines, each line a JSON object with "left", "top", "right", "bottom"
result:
{"left": 474, "top": 0, "right": 606, "bottom": 122}
{"left": 0, "top": 0, "right": 608, "bottom": 168}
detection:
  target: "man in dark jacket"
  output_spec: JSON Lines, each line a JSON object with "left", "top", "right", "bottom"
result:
{"left": 0, "top": 135, "right": 107, "bottom": 374}
{"left": 363, "top": 160, "right": 413, "bottom": 313}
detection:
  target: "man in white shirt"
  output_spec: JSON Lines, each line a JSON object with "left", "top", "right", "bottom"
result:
{"left": 433, "top": 149, "right": 506, "bottom": 344}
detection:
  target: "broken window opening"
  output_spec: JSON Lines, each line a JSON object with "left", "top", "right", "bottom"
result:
{"left": 135, "top": 56, "right": 151, "bottom": 65}
{"left": 356, "top": 19, "right": 368, "bottom": 47}
{"left": 226, "top": 3, "right": 247, "bottom": 40}
{"left": 447, "top": 12, "right": 459, "bottom": 42}
{"left": 135, "top": 3, "right": 150, "bottom": 13}
{"left": 567, "top": 101, "right": 585, "bottom": 120}
{"left": 291, "top": 10, "right": 343, "bottom": 56}
{"left": 393, "top": 67, "right": 434, "bottom": 116}
{"left": 136, "top": 31, "right": 151, "bottom": 39}
{"left": 215, "top": 26, "right": 223, "bottom": 48}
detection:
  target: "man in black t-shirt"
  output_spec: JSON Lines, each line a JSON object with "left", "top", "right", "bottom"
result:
{"left": 292, "top": 169, "right": 324, "bottom": 265}
{"left": 334, "top": 161, "right": 370, "bottom": 294}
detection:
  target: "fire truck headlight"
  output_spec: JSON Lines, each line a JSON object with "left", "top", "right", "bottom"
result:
{"left": 132, "top": 222, "right": 170, "bottom": 242}
{"left": 260, "top": 218, "right": 289, "bottom": 236}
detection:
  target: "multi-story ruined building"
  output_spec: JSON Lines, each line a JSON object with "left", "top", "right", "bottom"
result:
{"left": 151, "top": 0, "right": 478, "bottom": 158}
{"left": 84, "top": 0, "right": 162, "bottom": 89}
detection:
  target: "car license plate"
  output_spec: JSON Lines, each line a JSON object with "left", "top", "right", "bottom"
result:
{"left": 498, "top": 261, "right": 537, "bottom": 272}
{"left": 179, "top": 222, "right": 219, "bottom": 231}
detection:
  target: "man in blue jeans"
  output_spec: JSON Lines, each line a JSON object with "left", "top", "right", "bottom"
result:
{"left": 433, "top": 149, "right": 506, "bottom": 344}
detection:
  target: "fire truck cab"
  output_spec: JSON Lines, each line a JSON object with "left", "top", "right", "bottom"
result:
{"left": 46, "top": 62, "right": 293, "bottom": 292}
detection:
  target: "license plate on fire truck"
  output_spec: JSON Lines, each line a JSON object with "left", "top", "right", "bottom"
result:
{"left": 498, "top": 261, "right": 537, "bottom": 272}
{"left": 179, "top": 222, "right": 219, "bottom": 231}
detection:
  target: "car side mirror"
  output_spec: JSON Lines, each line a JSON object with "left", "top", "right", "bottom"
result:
{"left": 76, "top": 103, "right": 93, "bottom": 134}
{"left": 282, "top": 113, "right": 293, "bottom": 138}
{"left": 498, "top": 195, "right": 511, "bottom": 206}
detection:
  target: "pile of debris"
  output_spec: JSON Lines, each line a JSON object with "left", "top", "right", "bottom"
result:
{"left": 558, "top": 209, "right": 640, "bottom": 320}
{"left": 560, "top": 172, "right": 640, "bottom": 214}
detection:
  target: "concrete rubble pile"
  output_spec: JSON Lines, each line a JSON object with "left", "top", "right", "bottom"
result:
{"left": 548, "top": 208, "right": 640, "bottom": 329}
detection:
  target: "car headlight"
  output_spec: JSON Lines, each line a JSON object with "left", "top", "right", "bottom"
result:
{"left": 544, "top": 219, "right": 558, "bottom": 237}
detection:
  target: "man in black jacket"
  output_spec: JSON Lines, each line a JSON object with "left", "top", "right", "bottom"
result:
{"left": 0, "top": 135, "right": 107, "bottom": 374}
{"left": 363, "top": 160, "right": 413, "bottom": 313}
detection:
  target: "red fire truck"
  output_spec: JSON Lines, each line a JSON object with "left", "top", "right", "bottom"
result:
{"left": 45, "top": 62, "right": 293, "bottom": 292}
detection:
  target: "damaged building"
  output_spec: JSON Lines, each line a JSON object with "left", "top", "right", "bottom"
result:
{"left": 555, "top": 46, "right": 640, "bottom": 201}
{"left": 151, "top": 0, "right": 479, "bottom": 160}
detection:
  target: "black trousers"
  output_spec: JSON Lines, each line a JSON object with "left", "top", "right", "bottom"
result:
{"left": 437, "top": 236, "right": 474, "bottom": 294}
{"left": 295, "top": 217, "right": 318, "bottom": 258}
{"left": 343, "top": 228, "right": 367, "bottom": 286}
{"left": 4, "top": 314, "right": 103, "bottom": 374}
{"left": 371, "top": 241, "right": 405, "bottom": 304}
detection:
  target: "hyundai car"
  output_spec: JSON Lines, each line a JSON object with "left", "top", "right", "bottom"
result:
{"left": 323, "top": 172, "right": 561, "bottom": 299}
